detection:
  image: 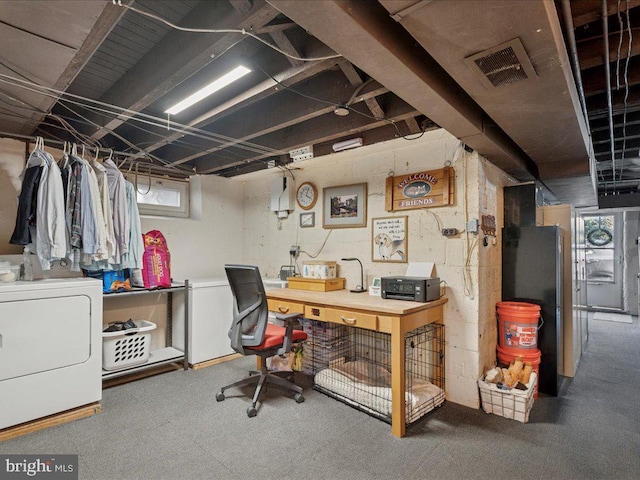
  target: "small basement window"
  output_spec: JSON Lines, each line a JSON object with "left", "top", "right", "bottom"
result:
{"left": 127, "top": 175, "right": 190, "bottom": 218}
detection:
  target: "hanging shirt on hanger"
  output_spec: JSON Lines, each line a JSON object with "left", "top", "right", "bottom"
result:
{"left": 104, "top": 158, "right": 129, "bottom": 265}
{"left": 66, "top": 158, "right": 84, "bottom": 271}
{"left": 120, "top": 180, "right": 144, "bottom": 270}
{"left": 10, "top": 164, "right": 43, "bottom": 245}
{"left": 76, "top": 156, "right": 108, "bottom": 265}
{"left": 34, "top": 149, "right": 67, "bottom": 270}
{"left": 58, "top": 152, "right": 71, "bottom": 206}
{"left": 91, "top": 158, "right": 116, "bottom": 263}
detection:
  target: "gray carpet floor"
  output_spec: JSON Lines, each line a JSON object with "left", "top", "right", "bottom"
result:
{"left": 2, "top": 313, "right": 639, "bottom": 480}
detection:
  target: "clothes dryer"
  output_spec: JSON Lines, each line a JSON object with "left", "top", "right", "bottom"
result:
{"left": 0, "top": 278, "right": 102, "bottom": 429}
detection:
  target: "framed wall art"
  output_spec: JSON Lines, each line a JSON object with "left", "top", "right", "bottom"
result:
{"left": 322, "top": 183, "right": 367, "bottom": 228}
{"left": 371, "top": 216, "right": 407, "bottom": 263}
{"left": 300, "top": 212, "right": 315, "bottom": 228}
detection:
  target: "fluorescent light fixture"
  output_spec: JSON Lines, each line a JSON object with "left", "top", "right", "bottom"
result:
{"left": 165, "top": 65, "right": 251, "bottom": 115}
{"left": 332, "top": 137, "right": 363, "bottom": 152}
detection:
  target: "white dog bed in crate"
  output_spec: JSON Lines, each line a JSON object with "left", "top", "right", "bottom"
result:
{"left": 102, "top": 320, "right": 157, "bottom": 371}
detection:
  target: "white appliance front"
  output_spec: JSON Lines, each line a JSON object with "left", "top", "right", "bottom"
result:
{"left": 0, "top": 278, "right": 102, "bottom": 430}
{"left": 173, "top": 277, "right": 234, "bottom": 365}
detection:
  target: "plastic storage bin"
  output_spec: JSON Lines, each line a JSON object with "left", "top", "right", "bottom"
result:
{"left": 102, "top": 320, "right": 157, "bottom": 371}
{"left": 478, "top": 372, "right": 537, "bottom": 423}
{"left": 0, "top": 264, "right": 21, "bottom": 283}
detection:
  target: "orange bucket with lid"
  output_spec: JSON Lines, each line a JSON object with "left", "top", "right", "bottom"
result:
{"left": 496, "top": 301, "right": 543, "bottom": 355}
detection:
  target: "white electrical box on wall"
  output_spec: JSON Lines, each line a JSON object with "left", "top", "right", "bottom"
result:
{"left": 270, "top": 176, "right": 295, "bottom": 214}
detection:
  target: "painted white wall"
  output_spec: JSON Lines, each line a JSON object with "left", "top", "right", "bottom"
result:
{"left": 240, "top": 130, "right": 507, "bottom": 408}
{"left": 138, "top": 174, "right": 244, "bottom": 281}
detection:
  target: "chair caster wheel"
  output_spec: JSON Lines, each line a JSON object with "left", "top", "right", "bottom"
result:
{"left": 247, "top": 406, "right": 257, "bottom": 417}
{"left": 216, "top": 392, "right": 225, "bottom": 402}
{"left": 294, "top": 393, "right": 305, "bottom": 403}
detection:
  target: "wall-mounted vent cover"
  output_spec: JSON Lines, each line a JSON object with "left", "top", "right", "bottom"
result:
{"left": 464, "top": 38, "right": 537, "bottom": 89}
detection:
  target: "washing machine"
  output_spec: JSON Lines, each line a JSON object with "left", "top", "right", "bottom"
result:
{"left": 0, "top": 277, "right": 103, "bottom": 429}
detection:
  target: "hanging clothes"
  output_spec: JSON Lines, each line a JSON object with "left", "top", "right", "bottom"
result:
{"left": 66, "top": 157, "right": 84, "bottom": 271}
{"left": 35, "top": 149, "right": 67, "bottom": 270}
{"left": 90, "top": 157, "right": 116, "bottom": 263}
{"left": 74, "top": 155, "right": 108, "bottom": 266}
{"left": 11, "top": 142, "right": 67, "bottom": 270}
{"left": 103, "top": 158, "right": 129, "bottom": 265}
{"left": 58, "top": 151, "right": 71, "bottom": 207}
{"left": 9, "top": 164, "right": 43, "bottom": 245}
{"left": 120, "top": 180, "right": 144, "bottom": 270}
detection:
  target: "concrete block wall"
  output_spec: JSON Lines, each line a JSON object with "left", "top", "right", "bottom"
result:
{"left": 240, "top": 130, "right": 508, "bottom": 408}
{"left": 476, "top": 157, "right": 514, "bottom": 378}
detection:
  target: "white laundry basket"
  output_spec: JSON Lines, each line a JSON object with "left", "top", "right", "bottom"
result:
{"left": 102, "top": 320, "right": 157, "bottom": 371}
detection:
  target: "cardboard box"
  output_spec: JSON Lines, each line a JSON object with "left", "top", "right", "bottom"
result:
{"left": 287, "top": 277, "right": 345, "bottom": 292}
{"left": 302, "top": 261, "right": 337, "bottom": 279}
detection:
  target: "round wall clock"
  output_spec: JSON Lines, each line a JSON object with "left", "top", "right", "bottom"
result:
{"left": 296, "top": 182, "right": 318, "bottom": 210}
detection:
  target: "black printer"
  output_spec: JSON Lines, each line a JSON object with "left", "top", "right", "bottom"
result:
{"left": 381, "top": 276, "right": 440, "bottom": 302}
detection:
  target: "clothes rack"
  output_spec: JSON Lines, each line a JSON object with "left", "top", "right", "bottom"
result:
{"left": 0, "top": 131, "right": 192, "bottom": 179}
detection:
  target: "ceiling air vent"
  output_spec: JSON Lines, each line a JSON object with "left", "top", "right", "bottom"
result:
{"left": 464, "top": 38, "right": 537, "bottom": 89}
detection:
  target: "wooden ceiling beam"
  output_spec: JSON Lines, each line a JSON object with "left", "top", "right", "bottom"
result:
{"left": 158, "top": 75, "right": 388, "bottom": 166}
{"left": 582, "top": 60, "right": 640, "bottom": 96}
{"left": 269, "top": 30, "right": 304, "bottom": 67}
{"left": 337, "top": 59, "right": 385, "bottom": 119}
{"left": 85, "top": 0, "right": 279, "bottom": 141}
{"left": 126, "top": 57, "right": 337, "bottom": 158}
{"left": 229, "top": 0, "right": 302, "bottom": 67}
{"left": 196, "top": 97, "right": 417, "bottom": 173}
{"left": 585, "top": 81, "right": 640, "bottom": 116}
{"left": 254, "top": 22, "right": 297, "bottom": 34}
{"left": 578, "top": 28, "right": 640, "bottom": 69}
{"left": 404, "top": 117, "right": 421, "bottom": 134}
{"left": 28, "top": 1, "right": 126, "bottom": 135}
{"left": 571, "top": 0, "right": 640, "bottom": 28}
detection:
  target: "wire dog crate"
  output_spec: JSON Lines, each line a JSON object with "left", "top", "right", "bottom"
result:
{"left": 308, "top": 322, "right": 445, "bottom": 425}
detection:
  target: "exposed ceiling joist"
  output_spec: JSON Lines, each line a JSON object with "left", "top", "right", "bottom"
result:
{"left": 85, "top": 0, "right": 279, "bottom": 141}
{"left": 571, "top": 0, "right": 640, "bottom": 28}
{"left": 123, "top": 56, "right": 338, "bottom": 158}
{"left": 161, "top": 74, "right": 389, "bottom": 166}
{"left": 198, "top": 97, "right": 419, "bottom": 173}
{"left": 268, "top": 0, "right": 539, "bottom": 180}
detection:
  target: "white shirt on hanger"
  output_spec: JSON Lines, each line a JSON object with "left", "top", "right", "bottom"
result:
{"left": 91, "top": 159, "right": 116, "bottom": 263}
{"left": 104, "top": 158, "right": 130, "bottom": 265}
{"left": 34, "top": 150, "right": 67, "bottom": 270}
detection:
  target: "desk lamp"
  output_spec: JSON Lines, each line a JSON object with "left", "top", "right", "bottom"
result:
{"left": 341, "top": 258, "right": 367, "bottom": 293}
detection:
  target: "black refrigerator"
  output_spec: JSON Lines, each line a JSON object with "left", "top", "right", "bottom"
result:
{"left": 502, "top": 226, "right": 563, "bottom": 396}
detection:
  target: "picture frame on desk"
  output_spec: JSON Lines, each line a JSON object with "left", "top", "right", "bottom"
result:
{"left": 322, "top": 183, "right": 367, "bottom": 228}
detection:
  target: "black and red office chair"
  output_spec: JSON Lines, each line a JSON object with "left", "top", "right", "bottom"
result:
{"left": 216, "top": 264, "right": 308, "bottom": 417}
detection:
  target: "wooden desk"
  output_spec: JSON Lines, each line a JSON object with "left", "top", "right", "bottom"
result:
{"left": 266, "top": 288, "right": 447, "bottom": 438}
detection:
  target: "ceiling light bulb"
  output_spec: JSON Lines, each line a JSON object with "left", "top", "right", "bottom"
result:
{"left": 165, "top": 65, "right": 251, "bottom": 115}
